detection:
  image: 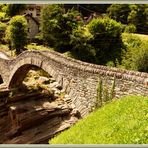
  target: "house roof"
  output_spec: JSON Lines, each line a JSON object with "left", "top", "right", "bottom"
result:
{"left": 26, "top": 4, "right": 42, "bottom": 9}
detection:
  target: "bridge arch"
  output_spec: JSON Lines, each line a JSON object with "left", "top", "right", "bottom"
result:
{"left": 8, "top": 54, "right": 64, "bottom": 89}
{"left": 0, "top": 75, "right": 3, "bottom": 84}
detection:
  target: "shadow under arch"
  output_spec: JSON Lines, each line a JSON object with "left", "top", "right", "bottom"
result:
{"left": 8, "top": 64, "right": 51, "bottom": 89}
{"left": 0, "top": 75, "right": 3, "bottom": 84}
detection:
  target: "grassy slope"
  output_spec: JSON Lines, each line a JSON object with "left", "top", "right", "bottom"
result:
{"left": 49, "top": 96, "right": 148, "bottom": 144}
{"left": 122, "top": 33, "right": 148, "bottom": 41}
{"left": 132, "top": 33, "right": 148, "bottom": 41}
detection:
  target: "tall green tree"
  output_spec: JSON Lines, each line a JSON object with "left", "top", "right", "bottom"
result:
{"left": 121, "top": 34, "right": 148, "bottom": 72}
{"left": 5, "top": 4, "right": 26, "bottom": 17}
{"left": 5, "top": 15, "right": 28, "bottom": 54}
{"left": 0, "top": 22, "right": 7, "bottom": 43}
{"left": 64, "top": 4, "right": 111, "bottom": 16}
{"left": 87, "top": 17, "right": 123, "bottom": 66}
{"left": 127, "top": 4, "right": 148, "bottom": 34}
{"left": 107, "top": 4, "right": 130, "bottom": 24}
{"left": 70, "top": 26, "right": 96, "bottom": 63}
{"left": 40, "top": 4, "right": 82, "bottom": 52}
{"left": 107, "top": 4, "right": 148, "bottom": 34}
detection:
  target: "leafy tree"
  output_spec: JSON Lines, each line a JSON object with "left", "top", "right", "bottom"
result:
{"left": 0, "top": 4, "right": 7, "bottom": 21}
{"left": 5, "top": 4, "right": 26, "bottom": 17}
{"left": 0, "top": 22, "right": 7, "bottom": 43}
{"left": 0, "top": 12, "right": 6, "bottom": 21}
{"left": 5, "top": 15, "right": 28, "bottom": 54}
{"left": 40, "top": 4, "right": 82, "bottom": 52}
{"left": 70, "top": 26, "right": 96, "bottom": 63}
{"left": 107, "top": 4, "right": 130, "bottom": 24}
{"left": 87, "top": 17, "right": 123, "bottom": 66}
{"left": 0, "top": 4, "right": 7, "bottom": 12}
{"left": 127, "top": 4, "right": 148, "bottom": 34}
{"left": 121, "top": 34, "right": 148, "bottom": 72}
{"left": 134, "top": 43, "right": 148, "bottom": 72}
{"left": 107, "top": 4, "right": 148, "bottom": 34}
{"left": 64, "top": 4, "right": 111, "bottom": 16}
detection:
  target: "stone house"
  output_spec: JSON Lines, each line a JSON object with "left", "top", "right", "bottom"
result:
{"left": 24, "top": 13, "right": 39, "bottom": 40}
{"left": 20, "top": 4, "right": 41, "bottom": 18}
{"left": 20, "top": 4, "right": 42, "bottom": 39}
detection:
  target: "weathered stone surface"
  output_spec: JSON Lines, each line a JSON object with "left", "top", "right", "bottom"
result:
{"left": 0, "top": 90, "right": 79, "bottom": 144}
{"left": 37, "top": 76, "right": 50, "bottom": 84}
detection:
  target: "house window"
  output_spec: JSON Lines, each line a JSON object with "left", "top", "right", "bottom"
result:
{"left": 37, "top": 13, "right": 40, "bottom": 16}
{"left": 29, "top": 8, "right": 34, "bottom": 11}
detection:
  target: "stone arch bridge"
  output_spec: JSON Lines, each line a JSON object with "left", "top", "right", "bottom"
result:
{"left": 0, "top": 50, "right": 148, "bottom": 117}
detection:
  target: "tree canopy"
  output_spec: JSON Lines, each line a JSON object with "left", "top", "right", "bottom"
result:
{"left": 5, "top": 15, "right": 28, "bottom": 54}
{"left": 40, "top": 4, "right": 82, "bottom": 52}
{"left": 107, "top": 4, "right": 148, "bottom": 34}
{"left": 5, "top": 4, "right": 26, "bottom": 17}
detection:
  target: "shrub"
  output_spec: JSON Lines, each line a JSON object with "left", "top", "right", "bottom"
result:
{"left": 124, "top": 24, "right": 136, "bottom": 33}
{"left": 0, "top": 12, "right": 6, "bottom": 21}
{"left": 121, "top": 33, "right": 148, "bottom": 72}
{"left": 131, "top": 42, "right": 148, "bottom": 72}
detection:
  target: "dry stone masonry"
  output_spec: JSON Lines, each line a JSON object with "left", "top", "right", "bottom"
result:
{"left": 0, "top": 50, "right": 148, "bottom": 117}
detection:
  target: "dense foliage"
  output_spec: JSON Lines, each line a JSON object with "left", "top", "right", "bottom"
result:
{"left": 0, "top": 22, "right": 7, "bottom": 43}
{"left": 64, "top": 4, "right": 111, "bottom": 16}
{"left": 87, "top": 17, "right": 123, "bottom": 66}
{"left": 40, "top": 4, "right": 81, "bottom": 52}
{"left": 123, "top": 24, "right": 136, "bottom": 33}
{"left": 107, "top": 4, "right": 148, "bottom": 34}
{"left": 70, "top": 26, "right": 96, "bottom": 63}
{"left": 49, "top": 96, "right": 148, "bottom": 144}
{"left": 5, "top": 15, "right": 28, "bottom": 54}
{"left": 107, "top": 4, "right": 131, "bottom": 24}
{"left": 121, "top": 33, "right": 148, "bottom": 72}
{"left": 5, "top": 4, "right": 26, "bottom": 17}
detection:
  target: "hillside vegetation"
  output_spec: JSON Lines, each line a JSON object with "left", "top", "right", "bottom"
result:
{"left": 49, "top": 96, "right": 148, "bottom": 144}
{"left": 121, "top": 33, "right": 148, "bottom": 72}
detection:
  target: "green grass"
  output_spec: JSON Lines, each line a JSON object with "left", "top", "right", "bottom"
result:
{"left": 27, "top": 44, "right": 53, "bottom": 51}
{"left": 122, "top": 33, "right": 148, "bottom": 41}
{"left": 0, "top": 44, "right": 53, "bottom": 57}
{"left": 49, "top": 95, "right": 148, "bottom": 144}
{"left": 131, "top": 33, "right": 148, "bottom": 41}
